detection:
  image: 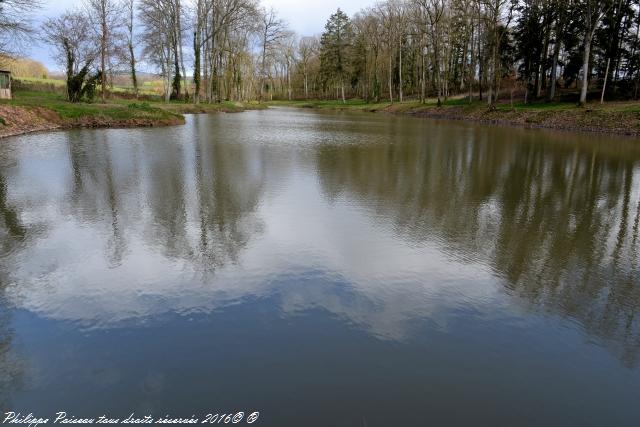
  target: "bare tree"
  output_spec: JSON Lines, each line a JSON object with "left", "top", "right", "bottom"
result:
{"left": 175, "top": 0, "right": 188, "bottom": 100}
{"left": 193, "top": 0, "right": 259, "bottom": 103}
{"left": 418, "top": 0, "right": 446, "bottom": 106}
{"left": 193, "top": 0, "right": 206, "bottom": 104}
{"left": 42, "top": 11, "right": 100, "bottom": 102}
{"left": 278, "top": 32, "right": 297, "bottom": 100}
{"left": 30, "top": 0, "right": 640, "bottom": 106}
{"left": 258, "top": 8, "right": 287, "bottom": 102}
{"left": 0, "top": 0, "right": 42, "bottom": 57}
{"left": 579, "top": 0, "right": 612, "bottom": 105}
{"left": 140, "top": 1, "right": 167, "bottom": 101}
{"left": 84, "top": 0, "right": 126, "bottom": 102}
{"left": 480, "top": 0, "right": 512, "bottom": 105}
{"left": 124, "top": 0, "right": 138, "bottom": 98}
{"left": 388, "top": 0, "right": 407, "bottom": 102}
{"left": 298, "top": 36, "right": 318, "bottom": 99}
{"left": 546, "top": 0, "right": 567, "bottom": 101}
{"left": 139, "top": 0, "right": 184, "bottom": 101}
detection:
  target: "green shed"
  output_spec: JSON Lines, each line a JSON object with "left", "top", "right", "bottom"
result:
{"left": 0, "top": 70, "right": 11, "bottom": 99}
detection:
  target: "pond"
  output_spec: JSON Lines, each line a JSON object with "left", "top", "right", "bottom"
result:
{"left": 1, "top": 109, "right": 639, "bottom": 426}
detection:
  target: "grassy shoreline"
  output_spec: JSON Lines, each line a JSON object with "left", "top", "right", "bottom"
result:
{"left": 268, "top": 98, "right": 640, "bottom": 136}
{"left": 0, "top": 92, "right": 266, "bottom": 138}
{"left": 157, "top": 100, "right": 267, "bottom": 114}
{"left": 3, "top": 91, "right": 639, "bottom": 138}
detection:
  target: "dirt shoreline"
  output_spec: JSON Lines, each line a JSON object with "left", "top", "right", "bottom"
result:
{"left": 3, "top": 101, "right": 640, "bottom": 139}
{"left": 273, "top": 101, "right": 640, "bottom": 137}
{"left": 403, "top": 106, "right": 640, "bottom": 136}
{"left": 0, "top": 104, "right": 185, "bottom": 139}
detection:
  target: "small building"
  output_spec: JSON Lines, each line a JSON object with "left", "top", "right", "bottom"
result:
{"left": 0, "top": 70, "right": 11, "bottom": 100}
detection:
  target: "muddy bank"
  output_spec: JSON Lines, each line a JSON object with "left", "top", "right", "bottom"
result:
{"left": 0, "top": 104, "right": 184, "bottom": 139}
{"left": 65, "top": 114, "right": 185, "bottom": 129}
{"left": 403, "top": 105, "right": 640, "bottom": 136}
{"left": 159, "top": 101, "right": 267, "bottom": 115}
{"left": 0, "top": 105, "right": 62, "bottom": 138}
{"left": 271, "top": 100, "right": 640, "bottom": 137}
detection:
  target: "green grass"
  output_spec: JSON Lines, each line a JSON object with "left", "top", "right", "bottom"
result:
{"left": 267, "top": 96, "right": 640, "bottom": 134}
{"left": 2, "top": 90, "right": 268, "bottom": 129}
{"left": 4, "top": 87, "right": 639, "bottom": 134}
{"left": 269, "top": 99, "right": 389, "bottom": 110}
{"left": 153, "top": 99, "right": 268, "bottom": 114}
{"left": 2, "top": 91, "right": 184, "bottom": 124}
{"left": 14, "top": 76, "right": 67, "bottom": 87}
{"left": 268, "top": 97, "right": 491, "bottom": 112}
{"left": 14, "top": 76, "right": 161, "bottom": 96}
{"left": 270, "top": 97, "right": 640, "bottom": 113}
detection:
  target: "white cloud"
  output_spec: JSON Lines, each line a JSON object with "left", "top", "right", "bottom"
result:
{"left": 262, "top": 0, "right": 373, "bottom": 36}
{"left": 4, "top": 117, "right": 504, "bottom": 341}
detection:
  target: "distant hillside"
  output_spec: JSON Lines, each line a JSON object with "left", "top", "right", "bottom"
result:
{"left": 0, "top": 56, "right": 49, "bottom": 79}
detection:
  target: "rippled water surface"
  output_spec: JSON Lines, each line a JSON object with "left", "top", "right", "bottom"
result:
{"left": 1, "top": 109, "right": 639, "bottom": 426}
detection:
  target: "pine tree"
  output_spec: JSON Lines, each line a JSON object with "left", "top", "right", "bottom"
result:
{"left": 320, "top": 9, "right": 353, "bottom": 103}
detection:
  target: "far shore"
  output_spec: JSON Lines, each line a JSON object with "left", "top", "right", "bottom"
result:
{"left": 2, "top": 91, "right": 640, "bottom": 138}
{"left": 268, "top": 99, "right": 640, "bottom": 137}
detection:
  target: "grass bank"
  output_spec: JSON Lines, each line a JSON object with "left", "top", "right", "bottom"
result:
{"left": 0, "top": 91, "right": 185, "bottom": 138}
{"left": 268, "top": 98, "right": 640, "bottom": 136}
{"left": 0, "top": 92, "right": 265, "bottom": 138}
{"left": 154, "top": 99, "right": 267, "bottom": 114}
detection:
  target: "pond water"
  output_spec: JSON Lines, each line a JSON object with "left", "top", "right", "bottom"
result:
{"left": 1, "top": 108, "right": 639, "bottom": 426}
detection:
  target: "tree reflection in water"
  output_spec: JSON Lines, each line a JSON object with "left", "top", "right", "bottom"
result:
{"left": 316, "top": 125, "right": 640, "bottom": 366}
{"left": 63, "top": 127, "right": 266, "bottom": 276}
{"left": 0, "top": 112, "right": 638, "bottom": 389}
{"left": 0, "top": 171, "right": 26, "bottom": 411}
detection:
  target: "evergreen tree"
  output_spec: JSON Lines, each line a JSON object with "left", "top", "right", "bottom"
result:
{"left": 320, "top": 9, "right": 353, "bottom": 103}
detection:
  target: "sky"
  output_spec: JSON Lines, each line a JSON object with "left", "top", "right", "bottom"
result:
{"left": 30, "top": 0, "right": 374, "bottom": 72}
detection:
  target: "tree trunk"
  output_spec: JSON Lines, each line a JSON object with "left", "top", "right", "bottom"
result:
{"left": 601, "top": 57, "right": 611, "bottom": 103}
{"left": 421, "top": 44, "right": 426, "bottom": 104}
{"left": 127, "top": 0, "right": 137, "bottom": 100}
{"left": 478, "top": 32, "right": 483, "bottom": 102}
{"left": 194, "top": 30, "right": 201, "bottom": 104}
{"left": 303, "top": 63, "right": 308, "bottom": 99}
{"left": 434, "top": 33, "right": 441, "bottom": 107}
{"left": 176, "top": 0, "right": 188, "bottom": 101}
{"left": 129, "top": 44, "right": 137, "bottom": 100}
{"left": 548, "top": 38, "right": 561, "bottom": 101}
{"left": 398, "top": 36, "right": 403, "bottom": 103}
{"left": 172, "top": 40, "right": 181, "bottom": 99}
{"left": 488, "top": 38, "right": 496, "bottom": 106}
{"left": 468, "top": 24, "right": 475, "bottom": 103}
{"left": 388, "top": 53, "right": 393, "bottom": 103}
{"left": 287, "top": 64, "right": 292, "bottom": 101}
{"left": 260, "top": 40, "right": 267, "bottom": 102}
{"left": 101, "top": 0, "right": 107, "bottom": 103}
{"left": 580, "top": 28, "right": 594, "bottom": 105}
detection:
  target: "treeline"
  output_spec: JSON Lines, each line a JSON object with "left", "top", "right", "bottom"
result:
{"left": 0, "top": 57, "right": 49, "bottom": 79}
{"left": 294, "top": 0, "right": 640, "bottom": 105}
{"left": 9, "top": 0, "right": 640, "bottom": 104}
{"left": 38, "top": 0, "right": 283, "bottom": 103}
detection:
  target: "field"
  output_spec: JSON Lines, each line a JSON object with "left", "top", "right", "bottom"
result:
{"left": 12, "top": 76, "right": 165, "bottom": 97}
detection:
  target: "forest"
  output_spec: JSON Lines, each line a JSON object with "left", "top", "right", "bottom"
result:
{"left": 1, "top": 0, "right": 639, "bottom": 105}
